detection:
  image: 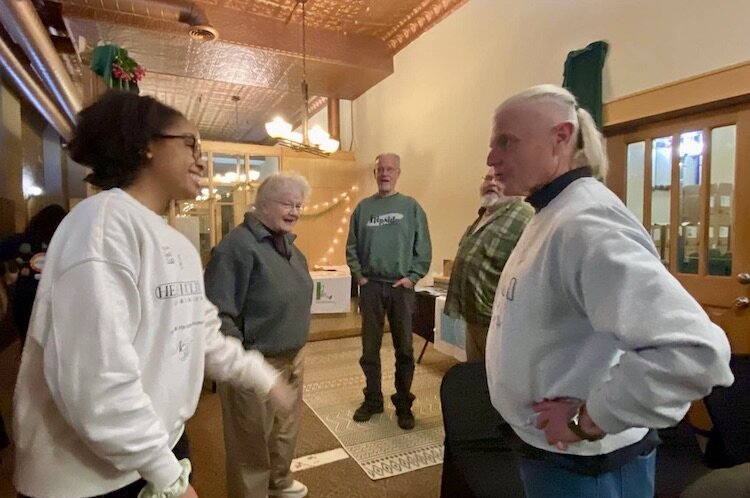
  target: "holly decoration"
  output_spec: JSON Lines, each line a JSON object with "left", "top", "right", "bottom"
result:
{"left": 90, "top": 44, "right": 146, "bottom": 94}
{"left": 112, "top": 48, "right": 146, "bottom": 84}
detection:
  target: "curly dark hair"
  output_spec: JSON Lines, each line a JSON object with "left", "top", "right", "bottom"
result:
{"left": 25, "top": 204, "right": 67, "bottom": 245}
{"left": 68, "top": 91, "right": 184, "bottom": 189}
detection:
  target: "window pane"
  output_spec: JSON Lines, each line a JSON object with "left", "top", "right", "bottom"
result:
{"left": 708, "top": 125, "right": 735, "bottom": 276}
{"left": 677, "top": 131, "right": 703, "bottom": 274}
{"left": 250, "top": 156, "right": 280, "bottom": 183}
{"left": 626, "top": 142, "right": 645, "bottom": 223}
{"left": 651, "top": 137, "right": 672, "bottom": 265}
{"left": 174, "top": 199, "right": 211, "bottom": 263}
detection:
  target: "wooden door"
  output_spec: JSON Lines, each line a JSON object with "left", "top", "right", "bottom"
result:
{"left": 607, "top": 105, "right": 750, "bottom": 427}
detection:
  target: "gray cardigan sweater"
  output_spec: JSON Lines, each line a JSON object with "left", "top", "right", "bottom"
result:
{"left": 204, "top": 213, "right": 313, "bottom": 355}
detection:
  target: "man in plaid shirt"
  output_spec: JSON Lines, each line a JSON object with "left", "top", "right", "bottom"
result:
{"left": 445, "top": 168, "right": 532, "bottom": 361}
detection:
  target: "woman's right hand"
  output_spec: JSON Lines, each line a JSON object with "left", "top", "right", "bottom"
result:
{"left": 267, "top": 378, "right": 296, "bottom": 415}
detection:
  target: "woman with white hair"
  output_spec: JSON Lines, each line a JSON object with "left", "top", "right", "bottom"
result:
{"left": 204, "top": 172, "right": 313, "bottom": 498}
{"left": 484, "top": 84, "right": 733, "bottom": 497}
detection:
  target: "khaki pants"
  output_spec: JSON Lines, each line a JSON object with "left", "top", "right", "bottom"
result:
{"left": 219, "top": 349, "right": 304, "bottom": 498}
{"left": 465, "top": 321, "right": 489, "bottom": 362}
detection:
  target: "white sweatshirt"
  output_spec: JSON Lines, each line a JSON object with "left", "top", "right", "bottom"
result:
{"left": 13, "top": 189, "right": 279, "bottom": 497}
{"left": 486, "top": 177, "right": 734, "bottom": 456}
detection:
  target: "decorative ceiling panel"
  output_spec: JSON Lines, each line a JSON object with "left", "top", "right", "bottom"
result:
{"left": 214, "top": 0, "right": 467, "bottom": 52}
{"left": 53, "top": 0, "right": 468, "bottom": 142}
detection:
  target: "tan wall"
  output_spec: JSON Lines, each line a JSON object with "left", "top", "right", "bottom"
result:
{"left": 352, "top": 0, "right": 750, "bottom": 283}
{"left": 0, "top": 84, "right": 69, "bottom": 233}
{"left": 281, "top": 149, "right": 364, "bottom": 267}
{"left": 0, "top": 85, "right": 24, "bottom": 233}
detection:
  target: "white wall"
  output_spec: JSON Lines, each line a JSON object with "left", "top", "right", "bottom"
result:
{"left": 352, "top": 0, "right": 750, "bottom": 281}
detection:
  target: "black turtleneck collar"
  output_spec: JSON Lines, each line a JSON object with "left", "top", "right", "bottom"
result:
{"left": 526, "top": 166, "right": 593, "bottom": 212}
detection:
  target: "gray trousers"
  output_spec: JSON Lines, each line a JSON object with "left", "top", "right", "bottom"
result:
{"left": 219, "top": 349, "right": 304, "bottom": 498}
{"left": 358, "top": 280, "right": 416, "bottom": 406}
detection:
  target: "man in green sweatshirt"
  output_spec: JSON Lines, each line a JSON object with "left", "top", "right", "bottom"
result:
{"left": 346, "top": 152, "right": 432, "bottom": 430}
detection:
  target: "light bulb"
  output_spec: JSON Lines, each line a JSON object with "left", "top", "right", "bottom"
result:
{"left": 265, "top": 117, "right": 292, "bottom": 139}
{"left": 319, "top": 138, "right": 340, "bottom": 153}
{"left": 308, "top": 125, "right": 329, "bottom": 146}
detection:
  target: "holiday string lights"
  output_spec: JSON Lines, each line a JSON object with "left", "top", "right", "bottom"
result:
{"left": 305, "top": 184, "right": 359, "bottom": 264}
{"left": 301, "top": 184, "right": 358, "bottom": 217}
{"left": 179, "top": 183, "right": 360, "bottom": 265}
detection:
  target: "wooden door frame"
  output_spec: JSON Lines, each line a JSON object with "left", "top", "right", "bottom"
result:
{"left": 606, "top": 107, "right": 749, "bottom": 307}
{"left": 602, "top": 60, "right": 750, "bottom": 134}
{"left": 602, "top": 67, "right": 750, "bottom": 429}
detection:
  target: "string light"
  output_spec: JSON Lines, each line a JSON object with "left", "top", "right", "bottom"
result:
{"left": 300, "top": 183, "right": 357, "bottom": 217}
{"left": 311, "top": 183, "right": 361, "bottom": 264}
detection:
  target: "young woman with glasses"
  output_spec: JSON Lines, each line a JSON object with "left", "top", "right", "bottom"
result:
{"left": 13, "top": 91, "right": 295, "bottom": 498}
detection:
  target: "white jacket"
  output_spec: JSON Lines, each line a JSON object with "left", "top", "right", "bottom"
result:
{"left": 486, "top": 177, "right": 734, "bottom": 456}
{"left": 14, "top": 189, "right": 278, "bottom": 497}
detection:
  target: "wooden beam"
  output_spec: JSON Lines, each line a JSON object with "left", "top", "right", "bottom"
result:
{"left": 603, "top": 60, "right": 750, "bottom": 133}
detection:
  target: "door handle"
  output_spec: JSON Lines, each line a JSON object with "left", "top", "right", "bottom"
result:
{"left": 735, "top": 296, "right": 750, "bottom": 309}
{"left": 738, "top": 273, "right": 750, "bottom": 285}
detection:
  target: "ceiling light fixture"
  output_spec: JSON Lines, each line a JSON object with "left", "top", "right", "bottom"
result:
{"left": 264, "top": 0, "right": 339, "bottom": 156}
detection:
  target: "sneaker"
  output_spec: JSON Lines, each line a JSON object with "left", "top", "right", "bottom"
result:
{"left": 353, "top": 401, "right": 384, "bottom": 422}
{"left": 269, "top": 479, "right": 308, "bottom": 498}
{"left": 396, "top": 407, "right": 415, "bottom": 430}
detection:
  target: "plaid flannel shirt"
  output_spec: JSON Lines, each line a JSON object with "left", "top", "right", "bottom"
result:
{"left": 444, "top": 199, "right": 533, "bottom": 325}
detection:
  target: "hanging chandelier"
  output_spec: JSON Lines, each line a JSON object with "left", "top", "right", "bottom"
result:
{"left": 264, "top": 0, "right": 339, "bottom": 156}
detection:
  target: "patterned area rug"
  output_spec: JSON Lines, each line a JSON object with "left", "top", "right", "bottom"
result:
{"left": 303, "top": 335, "right": 457, "bottom": 480}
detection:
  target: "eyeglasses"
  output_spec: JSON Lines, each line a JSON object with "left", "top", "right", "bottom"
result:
{"left": 273, "top": 200, "right": 304, "bottom": 213}
{"left": 152, "top": 133, "right": 202, "bottom": 159}
{"left": 374, "top": 167, "right": 399, "bottom": 174}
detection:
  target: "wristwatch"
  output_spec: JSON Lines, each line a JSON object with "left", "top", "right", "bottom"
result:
{"left": 567, "top": 405, "right": 605, "bottom": 442}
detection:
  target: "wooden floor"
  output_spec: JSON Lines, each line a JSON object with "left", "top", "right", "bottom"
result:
{"left": 0, "top": 335, "right": 446, "bottom": 497}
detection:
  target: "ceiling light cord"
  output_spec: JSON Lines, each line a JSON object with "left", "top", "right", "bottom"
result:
{"left": 301, "top": 0, "right": 309, "bottom": 145}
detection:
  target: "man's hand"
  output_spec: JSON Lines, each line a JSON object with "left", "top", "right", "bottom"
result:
{"left": 180, "top": 484, "right": 199, "bottom": 498}
{"left": 358, "top": 277, "right": 369, "bottom": 286}
{"left": 267, "top": 378, "right": 297, "bottom": 416}
{"left": 533, "top": 398, "right": 603, "bottom": 451}
{"left": 392, "top": 277, "right": 414, "bottom": 289}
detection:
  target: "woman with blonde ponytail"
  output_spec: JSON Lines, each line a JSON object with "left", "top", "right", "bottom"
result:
{"left": 484, "top": 84, "right": 733, "bottom": 498}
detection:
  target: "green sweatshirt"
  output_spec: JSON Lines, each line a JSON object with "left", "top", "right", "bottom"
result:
{"left": 346, "top": 193, "right": 432, "bottom": 284}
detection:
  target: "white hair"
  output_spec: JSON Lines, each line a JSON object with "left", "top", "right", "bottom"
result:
{"left": 254, "top": 172, "right": 310, "bottom": 208}
{"left": 375, "top": 152, "right": 400, "bottom": 168}
{"left": 495, "top": 84, "right": 608, "bottom": 179}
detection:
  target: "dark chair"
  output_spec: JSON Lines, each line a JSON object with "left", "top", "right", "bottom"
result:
{"left": 654, "top": 354, "right": 750, "bottom": 496}
{"left": 704, "top": 354, "right": 750, "bottom": 468}
{"left": 654, "top": 419, "right": 711, "bottom": 497}
{"left": 440, "top": 362, "right": 525, "bottom": 498}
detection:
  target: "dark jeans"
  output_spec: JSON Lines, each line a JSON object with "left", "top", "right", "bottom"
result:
{"left": 21, "top": 432, "right": 191, "bottom": 498}
{"left": 359, "top": 280, "right": 416, "bottom": 406}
